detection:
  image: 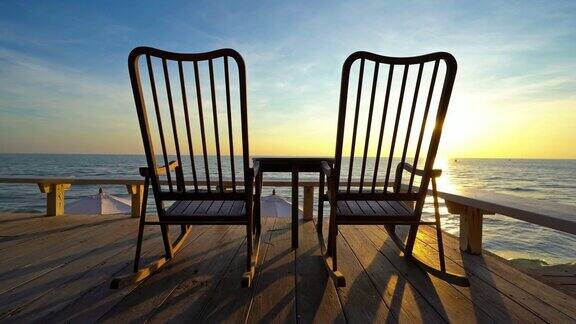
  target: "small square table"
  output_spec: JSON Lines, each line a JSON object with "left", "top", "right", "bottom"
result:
{"left": 253, "top": 157, "right": 335, "bottom": 249}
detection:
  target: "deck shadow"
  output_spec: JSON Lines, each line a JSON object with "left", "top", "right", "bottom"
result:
{"left": 461, "top": 251, "right": 513, "bottom": 323}
{"left": 365, "top": 225, "right": 450, "bottom": 322}
{"left": 0, "top": 217, "right": 127, "bottom": 245}
{"left": 0, "top": 214, "right": 46, "bottom": 224}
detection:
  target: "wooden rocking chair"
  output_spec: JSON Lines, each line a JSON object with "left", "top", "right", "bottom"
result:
{"left": 111, "top": 47, "right": 261, "bottom": 288}
{"left": 319, "top": 51, "right": 458, "bottom": 287}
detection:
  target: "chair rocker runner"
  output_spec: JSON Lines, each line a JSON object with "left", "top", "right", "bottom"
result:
{"left": 318, "top": 51, "right": 460, "bottom": 287}
{"left": 111, "top": 47, "right": 261, "bottom": 289}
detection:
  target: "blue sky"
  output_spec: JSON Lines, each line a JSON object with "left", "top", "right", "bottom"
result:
{"left": 0, "top": 0, "right": 575, "bottom": 157}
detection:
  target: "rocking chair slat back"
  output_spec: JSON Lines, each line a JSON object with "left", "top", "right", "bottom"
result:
{"left": 334, "top": 52, "right": 457, "bottom": 202}
{"left": 129, "top": 47, "right": 250, "bottom": 213}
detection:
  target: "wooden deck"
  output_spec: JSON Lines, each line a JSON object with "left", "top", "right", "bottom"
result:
{"left": 0, "top": 207, "right": 575, "bottom": 323}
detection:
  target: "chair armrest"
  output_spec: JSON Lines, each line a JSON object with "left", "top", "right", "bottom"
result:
{"left": 321, "top": 161, "right": 333, "bottom": 179}
{"left": 400, "top": 162, "right": 442, "bottom": 178}
{"left": 139, "top": 160, "right": 179, "bottom": 177}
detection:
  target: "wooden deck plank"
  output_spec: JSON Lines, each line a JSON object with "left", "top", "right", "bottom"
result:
{"left": 193, "top": 216, "right": 275, "bottom": 323}
{"left": 0, "top": 214, "right": 132, "bottom": 257}
{"left": 0, "top": 217, "right": 137, "bottom": 298}
{"left": 0, "top": 224, "right": 173, "bottom": 322}
{"left": 98, "top": 225, "right": 231, "bottom": 322}
{"left": 417, "top": 225, "right": 576, "bottom": 322}
{"left": 0, "top": 213, "right": 42, "bottom": 222}
{"left": 147, "top": 224, "right": 247, "bottom": 321}
{"left": 40, "top": 225, "right": 206, "bottom": 323}
{"left": 0, "top": 213, "right": 122, "bottom": 234}
{"left": 403, "top": 227, "right": 546, "bottom": 323}
{"left": 0, "top": 214, "right": 127, "bottom": 251}
{"left": 0, "top": 213, "right": 52, "bottom": 231}
{"left": 339, "top": 225, "right": 444, "bottom": 323}
{"left": 522, "top": 264, "right": 576, "bottom": 298}
{"left": 296, "top": 219, "right": 346, "bottom": 323}
{"left": 0, "top": 210, "right": 573, "bottom": 324}
{"left": 246, "top": 217, "right": 297, "bottom": 323}
{"left": 319, "top": 220, "right": 393, "bottom": 323}
{"left": 357, "top": 225, "right": 495, "bottom": 323}
{"left": 0, "top": 220, "right": 145, "bottom": 319}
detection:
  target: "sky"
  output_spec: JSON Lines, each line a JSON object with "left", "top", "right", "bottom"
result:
{"left": 0, "top": 0, "right": 574, "bottom": 158}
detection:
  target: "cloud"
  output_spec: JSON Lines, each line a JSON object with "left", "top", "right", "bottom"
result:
{"left": 0, "top": 0, "right": 575, "bottom": 157}
{"left": 0, "top": 47, "right": 141, "bottom": 153}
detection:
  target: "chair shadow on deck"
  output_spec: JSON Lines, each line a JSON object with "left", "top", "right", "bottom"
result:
{"left": 410, "top": 225, "right": 514, "bottom": 322}
{"left": 339, "top": 224, "right": 451, "bottom": 323}
{"left": 0, "top": 217, "right": 126, "bottom": 244}
{"left": 419, "top": 225, "right": 517, "bottom": 322}
{"left": 245, "top": 224, "right": 295, "bottom": 322}
{"left": 295, "top": 242, "right": 345, "bottom": 323}
{"left": 461, "top": 249, "right": 513, "bottom": 322}
{"left": 97, "top": 223, "right": 284, "bottom": 322}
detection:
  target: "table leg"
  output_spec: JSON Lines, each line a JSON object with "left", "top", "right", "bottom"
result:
{"left": 292, "top": 165, "right": 299, "bottom": 249}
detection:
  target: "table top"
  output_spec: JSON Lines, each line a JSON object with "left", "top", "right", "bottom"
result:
{"left": 252, "top": 157, "right": 334, "bottom": 172}
{"left": 253, "top": 157, "right": 334, "bottom": 163}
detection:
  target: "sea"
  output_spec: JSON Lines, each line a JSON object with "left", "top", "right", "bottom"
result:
{"left": 0, "top": 154, "right": 574, "bottom": 267}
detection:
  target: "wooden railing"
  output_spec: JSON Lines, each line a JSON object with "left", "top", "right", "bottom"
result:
{"left": 1, "top": 176, "right": 574, "bottom": 256}
{"left": 0, "top": 176, "right": 331, "bottom": 219}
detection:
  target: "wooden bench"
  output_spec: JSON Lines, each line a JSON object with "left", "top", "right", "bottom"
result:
{"left": 438, "top": 188, "right": 576, "bottom": 254}
{"left": 0, "top": 176, "right": 325, "bottom": 219}
{"left": 0, "top": 176, "right": 145, "bottom": 217}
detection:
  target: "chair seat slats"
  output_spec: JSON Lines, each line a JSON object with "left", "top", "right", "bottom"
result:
{"left": 166, "top": 200, "right": 192, "bottom": 215}
{"left": 336, "top": 201, "right": 351, "bottom": 215}
{"left": 167, "top": 200, "right": 246, "bottom": 217}
{"left": 337, "top": 200, "right": 413, "bottom": 217}
{"left": 219, "top": 200, "right": 235, "bottom": 215}
{"left": 366, "top": 200, "right": 385, "bottom": 214}
{"left": 182, "top": 200, "right": 202, "bottom": 215}
{"left": 346, "top": 200, "right": 363, "bottom": 215}
{"left": 357, "top": 200, "right": 377, "bottom": 214}
{"left": 230, "top": 200, "right": 246, "bottom": 215}
{"left": 388, "top": 201, "right": 412, "bottom": 214}
{"left": 378, "top": 201, "right": 402, "bottom": 215}
{"left": 196, "top": 200, "right": 214, "bottom": 214}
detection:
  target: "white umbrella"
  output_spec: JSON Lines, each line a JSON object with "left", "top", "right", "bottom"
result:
{"left": 260, "top": 192, "right": 302, "bottom": 218}
{"left": 67, "top": 188, "right": 131, "bottom": 215}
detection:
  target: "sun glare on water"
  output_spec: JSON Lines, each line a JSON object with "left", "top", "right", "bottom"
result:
{"left": 433, "top": 157, "right": 458, "bottom": 193}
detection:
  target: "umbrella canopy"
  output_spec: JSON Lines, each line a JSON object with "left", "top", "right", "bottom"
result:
{"left": 67, "top": 188, "right": 131, "bottom": 215}
{"left": 260, "top": 193, "right": 302, "bottom": 218}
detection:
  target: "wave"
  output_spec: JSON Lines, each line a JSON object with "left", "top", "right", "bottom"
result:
{"left": 507, "top": 187, "right": 538, "bottom": 192}
{"left": 508, "top": 258, "right": 576, "bottom": 269}
{"left": 12, "top": 208, "right": 43, "bottom": 213}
